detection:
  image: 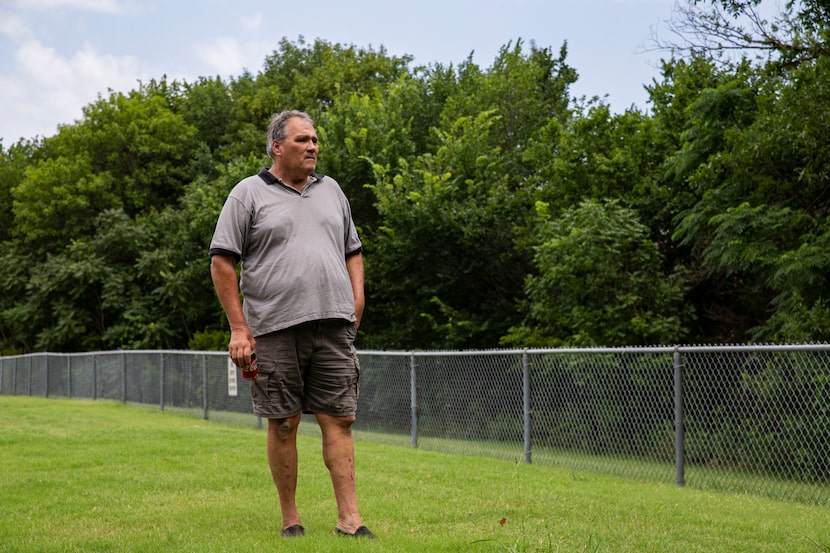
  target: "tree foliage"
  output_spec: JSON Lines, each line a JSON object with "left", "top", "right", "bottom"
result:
{"left": 506, "top": 199, "right": 690, "bottom": 347}
{"left": 1, "top": 0, "right": 829, "bottom": 353}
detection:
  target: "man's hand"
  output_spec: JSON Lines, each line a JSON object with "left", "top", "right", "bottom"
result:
{"left": 229, "top": 327, "right": 256, "bottom": 369}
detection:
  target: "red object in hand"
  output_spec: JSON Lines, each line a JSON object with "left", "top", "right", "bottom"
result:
{"left": 241, "top": 352, "right": 258, "bottom": 380}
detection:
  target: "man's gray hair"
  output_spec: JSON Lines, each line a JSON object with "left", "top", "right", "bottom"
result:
{"left": 266, "top": 110, "right": 314, "bottom": 160}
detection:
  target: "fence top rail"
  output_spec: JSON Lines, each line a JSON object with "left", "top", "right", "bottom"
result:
{"left": 678, "top": 343, "right": 830, "bottom": 353}
{"left": 0, "top": 350, "right": 229, "bottom": 361}
{"left": 355, "top": 343, "right": 830, "bottom": 356}
{"left": 355, "top": 347, "right": 675, "bottom": 357}
{"left": 2, "top": 343, "right": 829, "bottom": 361}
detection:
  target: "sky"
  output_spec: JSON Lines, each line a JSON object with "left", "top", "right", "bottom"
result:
{"left": 0, "top": 0, "right": 679, "bottom": 145}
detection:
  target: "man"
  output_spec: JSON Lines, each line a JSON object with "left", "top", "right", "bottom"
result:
{"left": 209, "top": 110, "right": 373, "bottom": 539}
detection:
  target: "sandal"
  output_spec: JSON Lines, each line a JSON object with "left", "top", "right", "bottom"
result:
{"left": 280, "top": 524, "right": 305, "bottom": 537}
{"left": 335, "top": 525, "right": 375, "bottom": 538}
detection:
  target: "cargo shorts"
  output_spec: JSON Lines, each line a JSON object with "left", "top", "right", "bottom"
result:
{"left": 250, "top": 319, "right": 360, "bottom": 419}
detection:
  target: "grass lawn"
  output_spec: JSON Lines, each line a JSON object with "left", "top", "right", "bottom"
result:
{"left": 0, "top": 396, "right": 827, "bottom": 552}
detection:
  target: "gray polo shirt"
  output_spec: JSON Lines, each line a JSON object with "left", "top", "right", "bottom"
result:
{"left": 209, "top": 168, "right": 362, "bottom": 337}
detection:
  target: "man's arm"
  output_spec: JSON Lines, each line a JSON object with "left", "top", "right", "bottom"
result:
{"left": 346, "top": 252, "right": 365, "bottom": 329}
{"left": 210, "top": 254, "right": 255, "bottom": 367}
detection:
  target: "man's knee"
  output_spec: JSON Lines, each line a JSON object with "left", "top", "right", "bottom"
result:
{"left": 330, "top": 414, "right": 356, "bottom": 433}
{"left": 269, "top": 416, "right": 299, "bottom": 440}
{"left": 335, "top": 414, "right": 356, "bottom": 427}
{"left": 317, "top": 413, "right": 355, "bottom": 436}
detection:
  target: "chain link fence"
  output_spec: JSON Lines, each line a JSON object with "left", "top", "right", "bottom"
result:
{"left": 2, "top": 345, "right": 828, "bottom": 506}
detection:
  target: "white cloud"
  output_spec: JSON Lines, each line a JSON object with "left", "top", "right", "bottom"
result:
{"left": 240, "top": 13, "right": 263, "bottom": 31}
{"left": 16, "top": 39, "right": 142, "bottom": 93}
{"left": 72, "top": 42, "right": 142, "bottom": 88}
{"left": 190, "top": 13, "right": 275, "bottom": 77}
{"left": 194, "top": 37, "right": 249, "bottom": 77}
{"left": 0, "top": 39, "right": 145, "bottom": 142}
{"left": 0, "top": 11, "right": 29, "bottom": 40}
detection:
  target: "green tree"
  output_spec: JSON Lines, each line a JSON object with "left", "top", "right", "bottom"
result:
{"left": 363, "top": 41, "right": 579, "bottom": 348}
{"left": 658, "top": 59, "right": 767, "bottom": 342}
{"left": 11, "top": 80, "right": 201, "bottom": 251}
{"left": 441, "top": 40, "right": 576, "bottom": 177}
{"left": 2, "top": 210, "right": 151, "bottom": 351}
{"left": 0, "top": 139, "right": 42, "bottom": 242}
{"left": 367, "top": 110, "right": 541, "bottom": 348}
{"left": 244, "top": 37, "right": 412, "bottom": 121}
{"left": 507, "top": 199, "right": 690, "bottom": 347}
{"left": 180, "top": 76, "right": 235, "bottom": 157}
{"left": 675, "top": 53, "right": 830, "bottom": 342}
{"left": 314, "top": 80, "right": 421, "bottom": 230}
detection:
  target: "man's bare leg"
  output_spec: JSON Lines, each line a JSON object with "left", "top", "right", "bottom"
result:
{"left": 266, "top": 414, "right": 303, "bottom": 531}
{"left": 315, "top": 413, "right": 366, "bottom": 533}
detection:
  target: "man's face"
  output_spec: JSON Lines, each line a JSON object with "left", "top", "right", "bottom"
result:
{"left": 274, "top": 117, "right": 319, "bottom": 176}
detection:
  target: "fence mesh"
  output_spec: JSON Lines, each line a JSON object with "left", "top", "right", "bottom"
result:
{"left": 529, "top": 349, "right": 677, "bottom": 482}
{"left": 1, "top": 345, "right": 828, "bottom": 506}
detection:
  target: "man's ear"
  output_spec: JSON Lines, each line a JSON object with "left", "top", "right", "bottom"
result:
{"left": 271, "top": 140, "right": 281, "bottom": 157}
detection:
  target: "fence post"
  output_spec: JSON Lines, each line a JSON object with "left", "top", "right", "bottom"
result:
{"left": 42, "top": 353, "right": 49, "bottom": 398}
{"left": 673, "top": 347, "right": 685, "bottom": 487}
{"left": 29, "top": 355, "right": 34, "bottom": 396}
{"left": 92, "top": 354, "right": 97, "bottom": 401}
{"left": 159, "top": 352, "right": 165, "bottom": 411}
{"left": 66, "top": 355, "right": 71, "bottom": 398}
{"left": 523, "top": 350, "right": 532, "bottom": 464}
{"left": 121, "top": 352, "right": 127, "bottom": 403}
{"left": 202, "top": 354, "right": 209, "bottom": 420}
{"left": 410, "top": 353, "right": 418, "bottom": 449}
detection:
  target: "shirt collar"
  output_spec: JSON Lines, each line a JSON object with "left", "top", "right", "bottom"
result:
{"left": 258, "top": 167, "right": 321, "bottom": 188}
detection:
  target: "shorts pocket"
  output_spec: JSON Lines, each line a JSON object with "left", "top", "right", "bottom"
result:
{"left": 251, "top": 360, "right": 276, "bottom": 402}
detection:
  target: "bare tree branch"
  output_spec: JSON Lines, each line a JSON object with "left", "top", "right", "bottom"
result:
{"left": 646, "top": 0, "right": 829, "bottom": 69}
